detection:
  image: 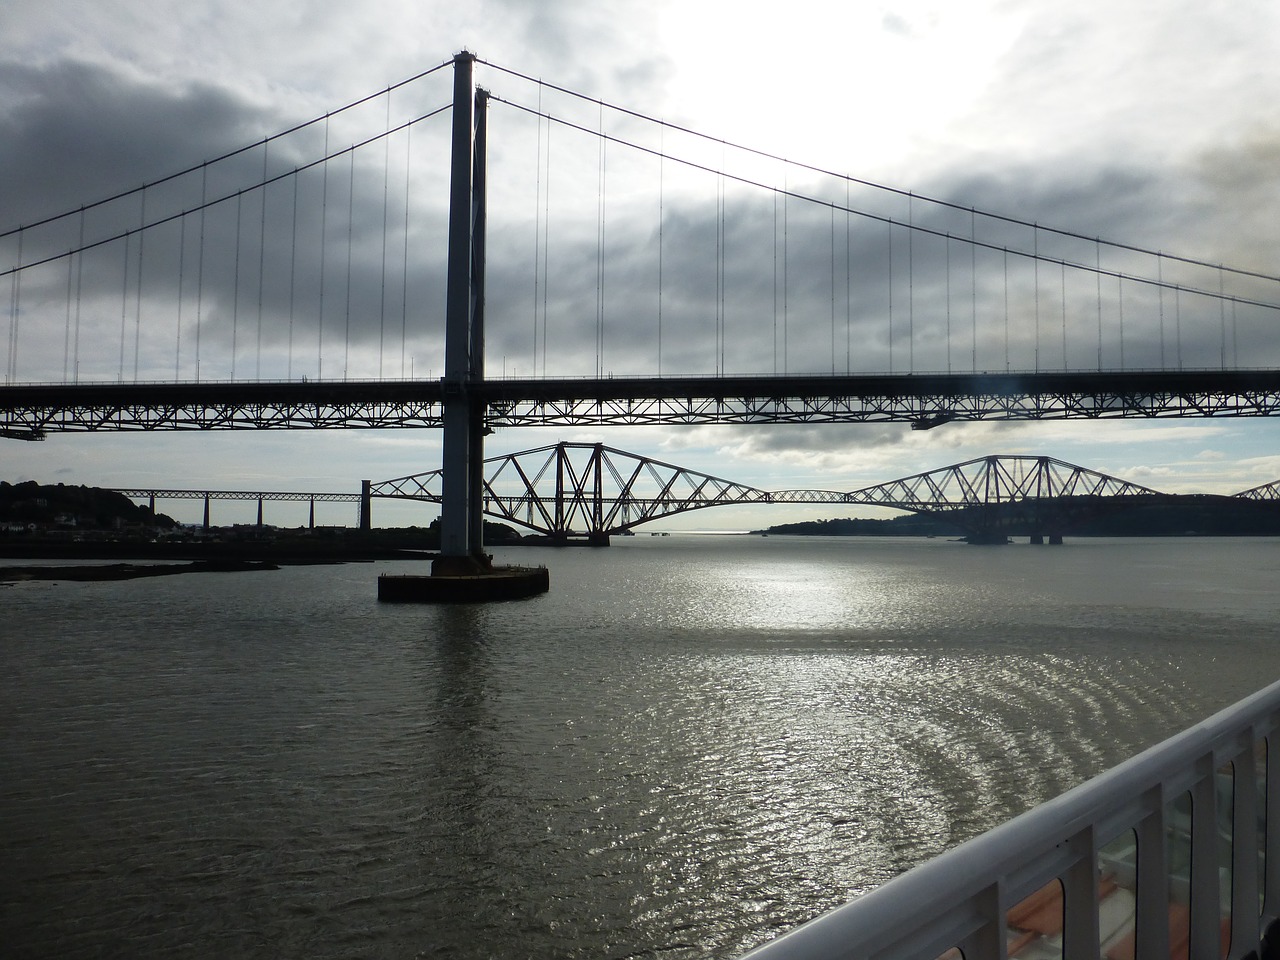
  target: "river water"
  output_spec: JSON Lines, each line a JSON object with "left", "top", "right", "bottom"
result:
{"left": 3, "top": 535, "right": 1279, "bottom": 958}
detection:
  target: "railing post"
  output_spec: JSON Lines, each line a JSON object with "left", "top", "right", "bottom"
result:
{"left": 1135, "top": 787, "right": 1170, "bottom": 959}
{"left": 960, "top": 882, "right": 1007, "bottom": 960}
{"left": 1266, "top": 732, "right": 1280, "bottom": 926}
{"left": 1231, "top": 734, "right": 1259, "bottom": 958}
{"left": 1061, "top": 826, "right": 1100, "bottom": 960}
{"left": 1190, "top": 754, "right": 1222, "bottom": 960}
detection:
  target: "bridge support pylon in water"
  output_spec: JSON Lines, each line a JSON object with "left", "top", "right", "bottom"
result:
{"left": 400, "top": 51, "right": 545, "bottom": 601}
{"left": 434, "top": 51, "right": 491, "bottom": 577}
{"left": 359, "top": 480, "right": 372, "bottom": 533}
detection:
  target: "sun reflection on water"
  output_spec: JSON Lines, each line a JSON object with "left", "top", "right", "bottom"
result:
{"left": 6, "top": 536, "right": 1279, "bottom": 959}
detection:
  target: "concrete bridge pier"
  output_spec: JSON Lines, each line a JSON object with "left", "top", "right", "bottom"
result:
{"left": 434, "top": 51, "right": 490, "bottom": 577}
{"left": 380, "top": 51, "right": 545, "bottom": 602}
{"left": 359, "top": 480, "right": 372, "bottom": 533}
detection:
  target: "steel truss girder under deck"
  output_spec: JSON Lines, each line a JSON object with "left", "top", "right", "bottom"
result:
{"left": 0, "top": 381, "right": 449, "bottom": 436}
{"left": 436, "top": 386, "right": 1276, "bottom": 425}
{"left": 3, "top": 371, "right": 1280, "bottom": 436}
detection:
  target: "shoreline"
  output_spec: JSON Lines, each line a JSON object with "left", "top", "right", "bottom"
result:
{"left": 0, "top": 558, "right": 285, "bottom": 583}
{"left": 0, "top": 539, "right": 438, "bottom": 563}
{"left": 0, "top": 539, "right": 441, "bottom": 583}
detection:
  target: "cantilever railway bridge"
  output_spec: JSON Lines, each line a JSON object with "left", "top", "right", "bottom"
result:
{"left": 118, "top": 445, "right": 1277, "bottom": 543}
{"left": 374, "top": 445, "right": 1165, "bottom": 542}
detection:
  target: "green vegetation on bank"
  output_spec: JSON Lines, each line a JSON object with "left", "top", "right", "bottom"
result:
{"left": 1, "top": 480, "right": 177, "bottom": 530}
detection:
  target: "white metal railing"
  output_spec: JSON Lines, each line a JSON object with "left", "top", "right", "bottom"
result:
{"left": 740, "top": 678, "right": 1280, "bottom": 960}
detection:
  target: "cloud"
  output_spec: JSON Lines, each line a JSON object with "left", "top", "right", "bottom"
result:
{"left": 0, "top": 60, "right": 272, "bottom": 226}
{"left": 1190, "top": 126, "right": 1280, "bottom": 277}
{"left": 487, "top": 0, "right": 669, "bottom": 96}
{"left": 0, "top": 55, "right": 463, "bottom": 381}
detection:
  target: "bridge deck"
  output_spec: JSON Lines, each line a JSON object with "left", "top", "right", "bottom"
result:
{"left": 2, "top": 370, "right": 1279, "bottom": 435}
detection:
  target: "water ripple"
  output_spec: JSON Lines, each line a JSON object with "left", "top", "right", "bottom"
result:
{"left": 2, "top": 537, "right": 1277, "bottom": 958}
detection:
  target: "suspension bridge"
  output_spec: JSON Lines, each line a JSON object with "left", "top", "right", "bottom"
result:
{"left": 5, "top": 52, "right": 1280, "bottom": 569}
{"left": 114, "top": 443, "right": 1277, "bottom": 544}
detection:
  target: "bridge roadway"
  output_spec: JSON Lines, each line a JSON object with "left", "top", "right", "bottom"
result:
{"left": 3, "top": 369, "right": 1280, "bottom": 436}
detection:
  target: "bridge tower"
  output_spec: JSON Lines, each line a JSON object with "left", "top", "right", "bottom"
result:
{"left": 359, "top": 480, "right": 372, "bottom": 533}
{"left": 434, "top": 51, "right": 490, "bottom": 575}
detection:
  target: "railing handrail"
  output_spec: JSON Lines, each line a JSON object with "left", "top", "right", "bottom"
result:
{"left": 741, "top": 677, "right": 1280, "bottom": 959}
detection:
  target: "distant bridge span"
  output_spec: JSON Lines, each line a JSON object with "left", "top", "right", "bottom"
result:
{"left": 110, "top": 486, "right": 363, "bottom": 531}
{"left": 116, "top": 445, "right": 1277, "bottom": 540}
{"left": 1236, "top": 480, "right": 1280, "bottom": 501}
{"left": 370, "top": 443, "right": 1165, "bottom": 542}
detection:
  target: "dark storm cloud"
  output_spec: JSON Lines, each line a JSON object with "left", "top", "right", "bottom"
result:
{"left": 0, "top": 60, "right": 270, "bottom": 227}
{"left": 1190, "top": 125, "right": 1280, "bottom": 275}
{"left": 0, "top": 56, "right": 461, "bottom": 381}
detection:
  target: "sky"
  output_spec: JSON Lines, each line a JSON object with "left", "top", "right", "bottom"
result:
{"left": 3, "top": 0, "right": 1280, "bottom": 530}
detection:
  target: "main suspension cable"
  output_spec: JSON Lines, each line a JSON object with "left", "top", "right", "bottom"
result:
{"left": 489, "top": 95, "right": 1280, "bottom": 313}
{"left": 478, "top": 58, "right": 1280, "bottom": 287}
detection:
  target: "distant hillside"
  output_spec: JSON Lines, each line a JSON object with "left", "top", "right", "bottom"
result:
{"left": 1069, "top": 495, "right": 1280, "bottom": 536}
{"left": 0, "top": 481, "right": 176, "bottom": 530}
{"left": 758, "top": 514, "right": 964, "bottom": 537}
{"left": 754, "top": 494, "right": 1280, "bottom": 538}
